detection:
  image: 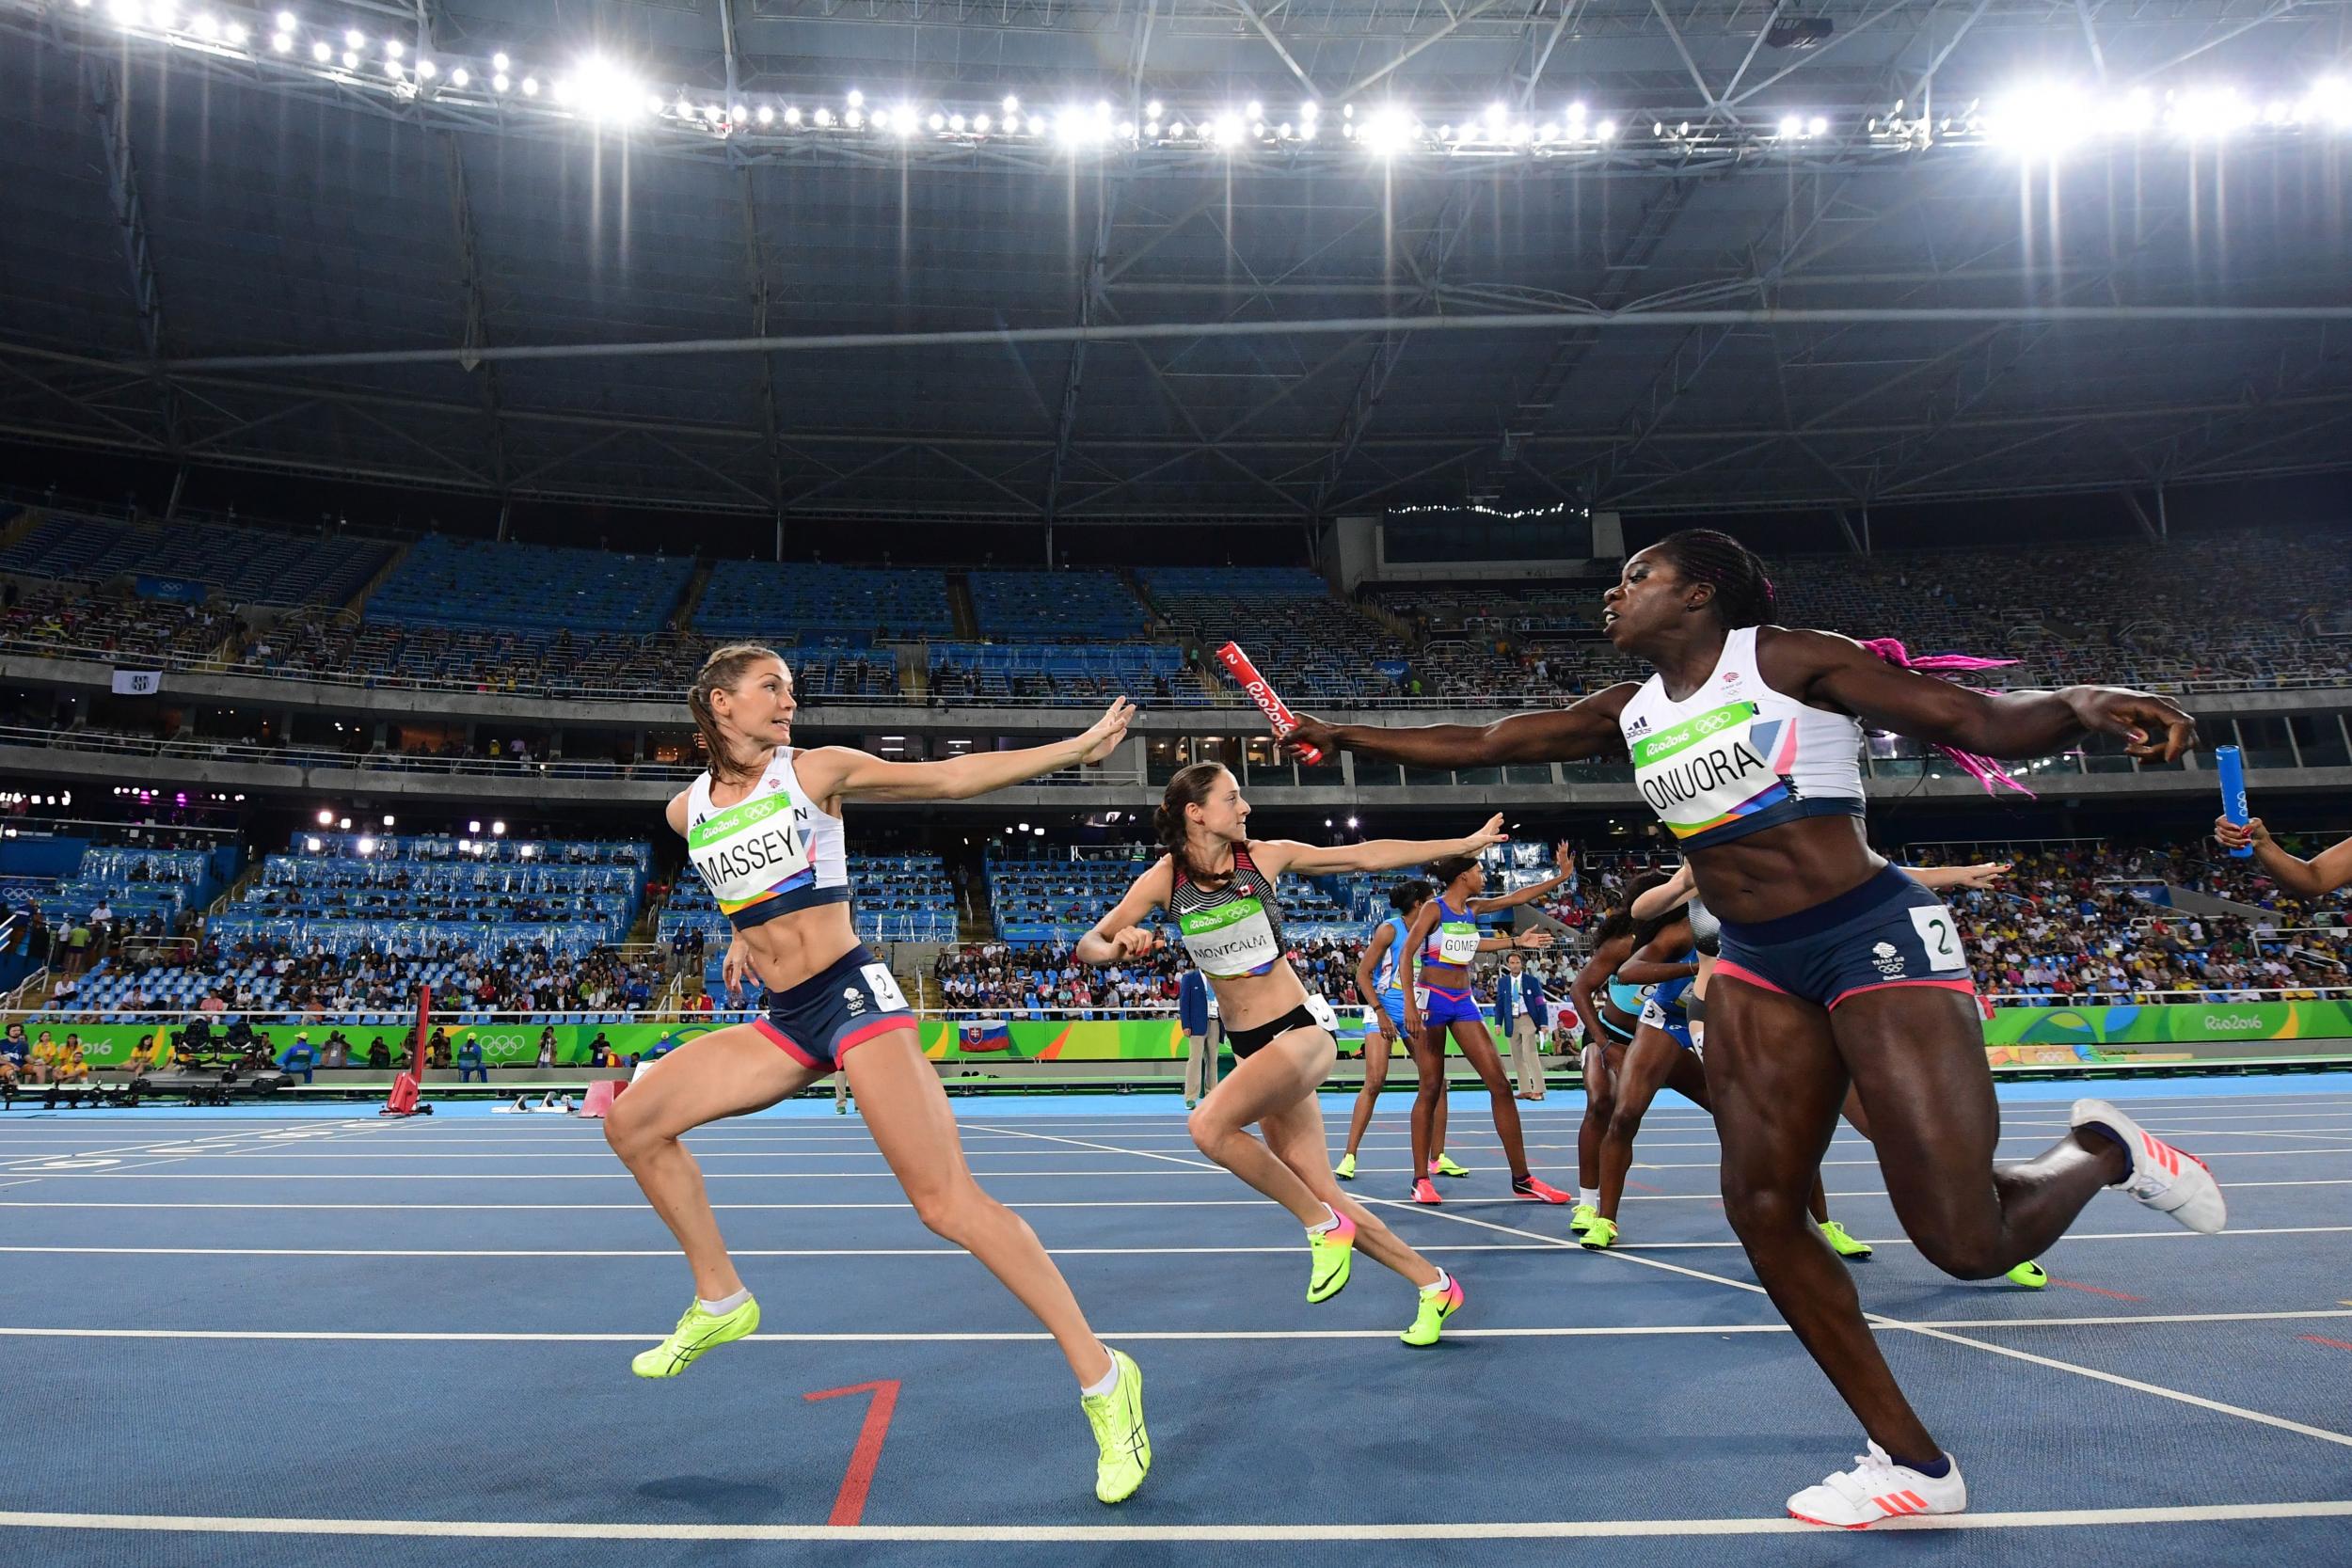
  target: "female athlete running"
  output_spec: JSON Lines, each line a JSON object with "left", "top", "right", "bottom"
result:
{"left": 1075, "top": 763, "right": 1510, "bottom": 1345}
{"left": 1396, "top": 844, "right": 1578, "bottom": 1204}
{"left": 607, "top": 645, "right": 1151, "bottom": 1504}
{"left": 1280, "top": 530, "right": 2224, "bottom": 1526}
{"left": 1339, "top": 880, "right": 1546, "bottom": 1182}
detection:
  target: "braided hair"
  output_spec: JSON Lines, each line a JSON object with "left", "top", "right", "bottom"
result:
{"left": 1650, "top": 529, "right": 1776, "bottom": 628}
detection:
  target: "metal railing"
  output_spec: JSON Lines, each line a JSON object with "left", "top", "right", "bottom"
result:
{"left": 8, "top": 629, "right": 2349, "bottom": 711}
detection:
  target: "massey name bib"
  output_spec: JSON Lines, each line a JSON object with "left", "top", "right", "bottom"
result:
{"left": 1629, "top": 700, "right": 1785, "bottom": 838}
{"left": 687, "top": 791, "right": 812, "bottom": 906}
{"left": 1179, "top": 896, "right": 1280, "bottom": 976}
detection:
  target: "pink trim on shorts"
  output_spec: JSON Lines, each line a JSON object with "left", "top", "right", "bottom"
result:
{"left": 834, "top": 1014, "right": 915, "bottom": 1059}
{"left": 1827, "top": 977, "right": 1980, "bottom": 1010}
{"left": 1711, "top": 960, "right": 1790, "bottom": 996}
{"left": 753, "top": 1016, "right": 824, "bottom": 1069}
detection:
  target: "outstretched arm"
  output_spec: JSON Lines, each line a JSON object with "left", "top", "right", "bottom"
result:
{"left": 1073, "top": 858, "right": 1174, "bottom": 967}
{"left": 1250, "top": 816, "right": 1507, "bottom": 877}
{"left": 1281, "top": 686, "right": 1639, "bottom": 768}
{"left": 1470, "top": 842, "right": 1576, "bottom": 913}
{"left": 1902, "top": 862, "right": 2010, "bottom": 892}
{"left": 1766, "top": 627, "right": 2196, "bottom": 764}
{"left": 1568, "top": 934, "right": 1629, "bottom": 1033}
{"left": 1617, "top": 922, "right": 1697, "bottom": 986}
{"left": 1629, "top": 863, "right": 1696, "bottom": 923}
{"left": 2215, "top": 818, "right": 2352, "bottom": 898}
{"left": 799, "top": 699, "right": 1134, "bottom": 804}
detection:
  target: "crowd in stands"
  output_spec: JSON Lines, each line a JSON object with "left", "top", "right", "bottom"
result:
{"left": 7, "top": 511, "right": 2351, "bottom": 714}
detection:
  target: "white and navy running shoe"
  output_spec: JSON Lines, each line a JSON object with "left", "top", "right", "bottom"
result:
{"left": 2071, "top": 1098, "right": 2228, "bottom": 1234}
{"left": 1787, "top": 1443, "right": 1967, "bottom": 1528}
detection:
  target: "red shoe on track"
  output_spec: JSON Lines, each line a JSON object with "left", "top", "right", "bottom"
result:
{"left": 1409, "top": 1177, "right": 1443, "bottom": 1205}
{"left": 1512, "top": 1175, "right": 1571, "bottom": 1203}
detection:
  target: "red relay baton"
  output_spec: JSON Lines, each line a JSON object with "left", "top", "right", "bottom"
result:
{"left": 1216, "top": 641, "right": 1323, "bottom": 763}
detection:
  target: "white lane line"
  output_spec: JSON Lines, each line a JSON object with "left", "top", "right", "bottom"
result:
{"left": 6, "top": 1180, "right": 2348, "bottom": 1211}
{"left": 6, "top": 1226, "right": 2346, "bottom": 1260}
{"left": 2, "top": 1310, "right": 2346, "bottom": 1343}
{"left": 4, "top": 1500, "right": 2352, "bottom": 1541}
{"left": 1370, "top": 1201, "right": 2352, "bottom": 1451}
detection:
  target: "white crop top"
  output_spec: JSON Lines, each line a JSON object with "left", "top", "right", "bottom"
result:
{"left": 1617, "top": 626, "right": 1866, "bottom": 850}
{"left": 683, "top": 747, "right": 850, "bottom": 929}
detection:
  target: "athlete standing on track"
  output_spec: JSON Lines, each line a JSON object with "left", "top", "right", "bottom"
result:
{"left": 1565, "top": 873, "right": 1672, "bottom": 1230}
{"left": 607, "top": 644, "right": 1152, "bottom": 1505}
{"left": 1280, "top": 530, "right": 2228, "bottom": 1527}
{"left": 1339, "top": 879, "right": 1547, "bottom": 1182}
{"left": 1075, "top": 762, "right": 1511, "bottom": 1346}
{"left": 1396, "top": 844, "right": 1579, "bottom": 1205}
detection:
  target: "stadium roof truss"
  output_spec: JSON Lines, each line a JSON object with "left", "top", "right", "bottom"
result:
{"left": 0, "top": 0, "right": 2348, "bottom": 527}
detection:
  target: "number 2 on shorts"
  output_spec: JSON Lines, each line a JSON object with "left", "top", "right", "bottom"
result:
{"left": 1907, "top": 905, "right": 1966, "bottom": 972}
{"left": 860, "top": 963, "right": 910, "bottom": 1011}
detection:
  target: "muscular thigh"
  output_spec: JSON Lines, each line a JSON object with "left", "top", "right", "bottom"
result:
{"left": 1705, "top": 977, "right": 1846, "bottom": 1187}
{"left": 845, "top": 1028, "right": 976, "bottom": 1202}
{"left": 1613, "top": 1027, "right": 1684, "bottom": 1120}
{"left": 617, "top": 1022, "right": 825, "bottom": 1138}
{"left": 1826, "top": 988, "right": 2000, "bottom": 1213}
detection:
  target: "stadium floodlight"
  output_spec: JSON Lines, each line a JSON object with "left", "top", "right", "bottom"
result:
{"left": 1359, "top": 105, "right": 1415, "bottom": 155}
{"left": 730, "top": 103, "right": 747, "bottom": 121}
{"left": 1147, "top": 99, "right": 1164, "bottom": 118}
{"left": 491, "top": 820, "right": 506, "bottom": 835}
{"left": 520, "top": 76, "right": 539, "bottom": 96}
{"left": 274, "top": 8, "right": 293, "bottom": 25}
{"left": 1807, "top": 114, "right": 1828, "bottom": 135}
{"left": 1486, "top": 100, "right": 1508, "bottom": 128}
{"left": 1213, "top": 113, "right": 1244, "bottom": 146}
{"left": 1981, "top": 83, "right": 2083, "bottom": 154}
{"left": 317, "top": 809, "right": 333, "bottom": 825}
{"left": 1017, "top": 822, "right": 1030, "bottom": 832}
{"left": 384, "top": 816, "right": 395, "bottom": 827}
{"left": 844, "top": 107, "right": 863, "bottom": 127}
{"left": 974, "top": 113, "right": 990, "bottom": 132}
{"left": 2171, "top": 85, "right": 2255, "bottom": 138}
{"left": 519, "top": 845, "right": 535, "bottom": 859}
{"left": 341, "top": 49, "right": 358, "bottom": 68}
{"left": 449, "top": 66, "right": 468, "bottom": 86}
{"left": 415, "top": 57, "right": 435, "bottom": 78}
{"left": 948, "top": 112, "right": 964, "bottom": 131}
{"left": 846, "top": 87, "right": 864, "bottom": 107}
{"left": 469, "top": 819, "right": 482, "bottom": 833}
{"left": 190, "top": 13, "right": 216, "bottom": 39}
{"left": 1246, "top": 100, "right": 1263, "bottom": 119}
{"left": 305, "top": 836, "right": 323, "bottom": 852}
{"left": 1300, "top": 100, "right": 1319, "bottom": 119}
{"left": 310, "top": 39, "right": 328, "bottom": 59}
{"left": 1567, "top": 100, "right": 1587, "bottom": 121}
{"left": 928, "top": 110, "right": 946, "bottom": 131}
{"left": 1536, "top": 122, "right": 1558, "bottom": 142}
{"left": 338, "top": 816, "right": 352, "bottom": 830}
{"left": 784, "top": 104, "right": 802, "bottom": 123}
{"left": 384, "top": 39, "right": 401, "bottom": 57}
{"left": 492, "top": 51, "right": 510, "bottom": 71}
{"left": 1595, "top": 118, "right": 1617, "bottom": 139}
{"left": 457, "top": 838, "right": 471, "bottom": 851}
{"left": 491, "top": 71, "right": 510, "bottom": 91}
{"left": 1777, "top": 113, "right": 1803, "bottom": 137}
{"left": 813, "top": 106, "right": 833, "bottom": 125}
{"left": 342, "top": 27, "right": 361, "bottom": 46}
{"left": 1003, "top": 93, "right": 1020, "bottom": 113}
{"left": 356, "top": 836, "right": 376, "bottom": 855}
{"left": 2310, "top": 78, "right": 2352, "bottom": 127}
{"left": 107, "top": 0, "right": 136, "bottom": 25}
{"left": 270, "top": 30, "right": 289, "bottom": 50}
{"left": 1346, "top": 816, "right": 1359, "bottom": 829}
{"left": 755, "top": 103, "right": 773, "bottom": 123}
{"left": 1167, "top": 119, "right": 1185, "bottom": 136}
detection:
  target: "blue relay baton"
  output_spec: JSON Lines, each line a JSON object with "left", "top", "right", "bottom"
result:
{"left": 2216, "top": 744, "right": 2252, "bottom": 858}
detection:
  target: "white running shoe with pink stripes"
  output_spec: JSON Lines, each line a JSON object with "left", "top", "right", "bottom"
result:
{"left": 2070, "top": 1098, "right": 2228, "bottom": 1234}
{"left": 1786, "top": 1442, "right": 1967, "bottom": 1528}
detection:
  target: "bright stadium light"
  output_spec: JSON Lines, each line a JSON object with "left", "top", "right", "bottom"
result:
{"left": 415, "top": 56, "right": 435, "bottom": 78}
{"left": 338, "top": 816, "right": 352, "bottom": 830}
{"left": 383, "top": 39, "right": 401, "bottom": 57}
{"left": 846, "top": 87, "right": 864, "bottom": 107}
{"left": 1359, "top": 105, "right": 1416, "bottom": 155}
{"left": 356, "top": 836, "right": 376, "bottom": 855}
{"left": 1807, "top": 114, "right": 1829, "bottom": 135}
{"left": 491, "top": 71, "right": 510, "bottom": 91}
{"left": 305, "top": 836, "right": 323, "bottom": 852}
{"left": 190, "top": 14, "right": 216, "bottom": 39}
{"left": 342, "top": 27, "right": 361, "bottom": 46}
{"left": 520, "top": 76, "right": 539, "bottom": 96}
{"left": 270, "top": 30, "right": 289, "bottom": 50}
{"left": 317, "top": 808, "right": 333, "bottom": 825}
{"left": 310, "top": 39, "right": 328, "bottom": 60}
{"left": 973, "top": 113, "right": 990, "bottom": 132}
{"left": 566, "top": 55, "right": 645, "bottom": 119}
{"left": 1778, "top": 113, "right": 1803, "bottom": 137}
{"left": 1595, "top": 118, "right": 1617, "bottom": 139}
{"left": 2310, "top": 78, "right": 2352, "bottom": 127}
{"left": 1003, "top": 93, "right": 1019, "bottom": 113}
{"left": 755, "top": 103, "right": 773, "bottom": 123}
{"left": 1981, "top": 83, "right": 2086, "bottom": 154}
{"left": 383, "top": 815, "right": 395, "bottom": 827}
{"left": 1146, "top": 99, "right": 1164, "bottom": 118}
{"left": 492, "top": 51, "right": 510, "bottom": 71}
{"left": 2170, "top": 85, "right": 2256, "bottom": 137}
{"left": 491, "top": 820, "right": 506, "bottom": 835}
{"left": 1213, "top": 113, "right": 1244, "bottom": 146}
{"left": 469, "top": 819, "right": 482, "bottom": 832}
{"left": 948, "top": 113, "right": 965, "bottom": 131}
{"left": 1246, "top": 100, "right": 1263, "bottom": 119}
{"left": 341, "top": 49, "right": 358, "bottom": 68}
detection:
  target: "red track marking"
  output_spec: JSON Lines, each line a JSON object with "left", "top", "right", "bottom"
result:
{"left": 2300, "top": 1336, "right": 2352, "bottom": 1354}
{"left": 803, "top": 1379, "right": 901, "bottom": 1527}
{"left": 1626, "top": 1180, "right": 1664, "bottom": 1194}
{"left": 2048, "top": 1278, "right": 2148, "bottom": 1302}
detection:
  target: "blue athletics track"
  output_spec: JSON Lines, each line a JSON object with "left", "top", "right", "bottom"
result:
{"left": 2, "top": 1076, "right": 2349, "bottom": 1567}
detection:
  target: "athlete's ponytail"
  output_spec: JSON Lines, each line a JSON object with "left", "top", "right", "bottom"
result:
{"left": 1856, "top": 638, "right": 2032, "bottom": 798}
{"left": 1425, "top": 854, "right": 1478, "bottom": 889}
{"left": 1156, "top": 762, "right": 1232, "bottom": 890}
{"left": 689, "top": 643, "right": 786, "bottom": 784}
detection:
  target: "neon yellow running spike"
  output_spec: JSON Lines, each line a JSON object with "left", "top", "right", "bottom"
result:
{"left": 1819, "top": 1220, "right": 1874, "bottom": 1259}
{"left": 1335, "top": 1151, "right": 1358, "bottom": 1180}
{"left": 2007, "top": 1259, "right": 2049, "bottom": 1290}
{"left": 1431, "top": 1152, "right": 1470, "bottom": 1179}
{"left": 1308, "top": 1212, "right": 1357, "bottom": 1303}
{"left": 1579, "top": 1215, "right": 1618, "bottom": 1251}
{"left": 1402, "top": 1273, "right": 1464, "bottom": 1346}
{"left": 1569, "top": 1202, "right": 1599, "bottom": 1233}
{"left": 631, "top": 1294, "right": 761, "bottom": 1379}
{"left": 1081, "top": 1349, "right": 1151, "bottom": 1504}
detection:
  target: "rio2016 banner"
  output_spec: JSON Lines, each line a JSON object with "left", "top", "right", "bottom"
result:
{"left": 31, "top": 1002, "right": 2352, "bottom": 1069}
